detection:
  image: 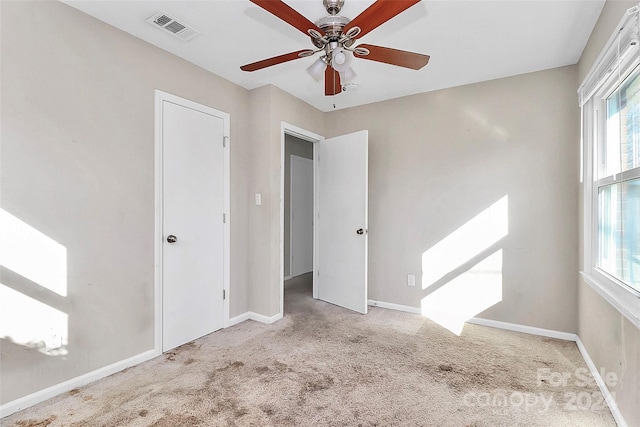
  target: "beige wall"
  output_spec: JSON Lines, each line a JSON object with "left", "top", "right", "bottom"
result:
{"left": 0, "top": 0, "right": 253, "bottom": 404}
{"left": 576, "top": 1, "right": 640, "bottom": 425}
{"left": 578, "top": 284, "right": 639, "bottom": 426}
{"left": 324, "top": 66, "right": 580, "bottom": 333}
{"left": 247, "top": 85, "right": 324, "bottom": 317}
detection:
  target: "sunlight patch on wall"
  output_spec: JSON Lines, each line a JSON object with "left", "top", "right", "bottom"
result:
{"left": 0, "top": 208, "right": 67, "bottom": 296}
{"left": 0, "top": 284, "right": 68, "bottom": 354}
{"left": 462, "top": 108, "right": 509, "bottom": 141}
{"left": 421, "top": 250, "right": 503, "bottom": 335}
{"left": 422, "top": 196, "right": 508, "bottom": 289}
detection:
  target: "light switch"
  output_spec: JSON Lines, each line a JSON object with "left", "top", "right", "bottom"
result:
{"left": 407, "top": 274, "right": 416, "bottom": 287}
{"left": 255, "top": 193, "right": 262, "bottom": 205}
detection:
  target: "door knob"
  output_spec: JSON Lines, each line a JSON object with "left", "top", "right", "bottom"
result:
{"left": 356, "top": 228, "right": 364, "bottom": 235}
{"left": 167, "top": 235, "right": 177, "bottom": 243}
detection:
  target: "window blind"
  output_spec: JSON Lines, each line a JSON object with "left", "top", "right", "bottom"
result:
{"left": 578, "top": 5, "right": 640, "bottom": 107}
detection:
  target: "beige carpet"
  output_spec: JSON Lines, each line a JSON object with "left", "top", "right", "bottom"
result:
{"left": 2, "top": 274, "right": 615, "bottom": 426}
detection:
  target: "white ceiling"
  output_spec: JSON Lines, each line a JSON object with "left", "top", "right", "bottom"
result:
{"left": 63, "top": 0, "right": 605, "bottom": 112}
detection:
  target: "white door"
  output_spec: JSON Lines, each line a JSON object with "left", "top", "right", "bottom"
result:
{"left": 161, "top": 98, "right": 225, "bottom": 352}
{"left": 316, "top": 130, "right": 368, "bottom": 314}
{"left": 290, "top": 155, "right": 314, "bottom": 277}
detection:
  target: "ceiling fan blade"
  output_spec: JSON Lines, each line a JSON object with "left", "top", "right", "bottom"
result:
{"left": 343, "top": 0, "right": 421, "bottom": 39}
{"left": 325, "top": 67, "right": 342, "bottom": 96}
{"left": 250, "top": 0, "right": 325, "bottom": 37}
{"left": 240, "top": 50, "right": 311, "bottom": 72}
{"left": 354, "top": 44, "right": 429, "bottom": 70}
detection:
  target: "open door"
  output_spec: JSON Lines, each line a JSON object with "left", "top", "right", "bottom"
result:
{"left": 316, "top": 130, "right": 368, "bottom": 314}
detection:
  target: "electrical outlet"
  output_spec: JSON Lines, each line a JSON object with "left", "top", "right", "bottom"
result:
{"left": 255, "top": 193, "right": 262, "bottom": 205}
{"left": 407, "top": 274, "right": 416, "bottom": 287}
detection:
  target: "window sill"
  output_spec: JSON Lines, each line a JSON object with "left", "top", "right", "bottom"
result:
{"left": 580, "top": 271, "right": 640, "bottom": 329}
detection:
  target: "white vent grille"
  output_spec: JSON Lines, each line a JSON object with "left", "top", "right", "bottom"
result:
{"left": 146, "top": 11, "right": 200, "bottom": 41}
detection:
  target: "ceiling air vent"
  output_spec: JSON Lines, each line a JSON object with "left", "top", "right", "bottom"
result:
{"left": 146, "top": 11, "right": 200, "bottom": 41}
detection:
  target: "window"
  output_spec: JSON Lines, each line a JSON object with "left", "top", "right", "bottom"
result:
{"left": 579, "top": 5, "right": 640, "bottom": 326}
{"left": 596, "top": 68, "right": 640, "bottom": 293}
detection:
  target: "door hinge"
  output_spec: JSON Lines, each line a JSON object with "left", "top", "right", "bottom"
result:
{"left": 223, "top": 136, "right": 229, "bottom": 147}
{"left": 223, "top": 213, "right": 226, "bottom": 223}
{"left": 223, "top": 289, "right": 226, "bottom": 300}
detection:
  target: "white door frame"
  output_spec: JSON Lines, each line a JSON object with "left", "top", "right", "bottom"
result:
{"left": 280, "top": 123, "right": 324, "bottom": 316}
{"left": 154, "top": 90, "right": 230, "bottom": 354}
{"left": 289, "top": 155, "right": 314, "bottom": 278}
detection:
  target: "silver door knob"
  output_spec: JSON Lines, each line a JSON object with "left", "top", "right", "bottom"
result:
{"left": 167, "top": 235, "right": 177, "bottom": 243}
{"left": 356, "top": 228, "right": 364, "bottom": 235}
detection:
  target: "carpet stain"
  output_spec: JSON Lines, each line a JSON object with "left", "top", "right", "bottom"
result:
{"left": 255, "top": 366, "right": 270, "bottom": 374}
{"left": 217, "top": 360, "right": 244, "bottom": 371}
{"left": 304, "top": 374, "right": 334, "bottom": 392}
{"left": 178, "top": 341, "right": 198, "bottom": 351}
{"left": 260, "top": 405, "right": 276, "bottom": 416}
{"left": 138, "top": 409, "right": 149, "bottom": 417}
{"left": 351, "top": 365, "right": 378, "bottom": 383}
{"left": 348, "top": 335, "right": 367, "bottom": 344}
{"left": 68, "top": 388, "right": 80, "bottom": 396}
{"left": 535, "top": 358, "right": 552, "bottom": 366}
{"left": 165, "top": 341, "right": 199, "bottom": 362}
{"left": 184, "top": 357, "right": 196, "bottom": 365}
{"left": 273, "top": 360, "right": 292, "bottom": 372}
{"left": 149, "top": 414, "right": 201, "bottom": 427}
{"left": 15, "top": 416, "right": 56, "bottom": 427}
{"left": 211, "top": 396, "right": 249, "bottom": 419}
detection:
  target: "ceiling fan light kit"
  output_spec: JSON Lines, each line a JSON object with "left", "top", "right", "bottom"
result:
{"left": 241, "top": 0, "right": 430, "bottom": 96}
{"left": 307, "top": 57, "right": 328, "bottom": 81}
{"left": 339, "top": 67, "right": 357, "bottom": 84}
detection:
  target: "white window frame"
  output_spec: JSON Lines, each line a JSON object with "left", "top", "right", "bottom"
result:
{"left": 579, "top": 5, "right": 640, "bottom": 328}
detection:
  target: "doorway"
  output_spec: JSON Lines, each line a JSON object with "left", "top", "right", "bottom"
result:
{"left": 285, "top": 138, "right": 314, "bottom": 280}
{"left": 155, "top": 91, "right": 230, "bottom": 353}
{"left": 283, "top": 133, "right": 316, "bottom": 309}
{"left": 280, "top": 123, "right": 369, "bottom": 317}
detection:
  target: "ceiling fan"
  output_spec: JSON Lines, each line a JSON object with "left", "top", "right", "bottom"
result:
{"left": 240, "top": 0, "right": 430, "bottom": 96}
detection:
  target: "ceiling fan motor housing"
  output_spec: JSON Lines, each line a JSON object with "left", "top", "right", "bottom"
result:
{"left": 316, "top": 15, "right": 350, "bottom": 41}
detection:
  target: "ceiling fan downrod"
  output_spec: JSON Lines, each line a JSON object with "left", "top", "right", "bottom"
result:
{"left": 323, "top": 0, "right": 344, "bottom": 15}
{"left": 305, "top": 2, "right": 364, "bottom": 66}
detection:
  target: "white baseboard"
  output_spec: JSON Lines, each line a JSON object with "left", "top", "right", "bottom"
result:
{"left": 367, "top": 299, "right": 421, "bottom": 314}
{"left": 367, "top": 300, "right": 577, "bottom": 341}
{"left": 228, "top": 312, "right": 250, "bottom": 327}
{"left": 228, "top": 311, "right": 283, "bottom": 326}
{"left": 576, "top": 337, "right": 627, "bottom": 427}
{"left": 0, "top": 349, "right": 159, "bottom": 418}
{"left": 248, "top": 311, "right": 283, "bottom": 324}
{"left": 466, "top": 317, "right": 578, "bottom": 342}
